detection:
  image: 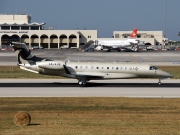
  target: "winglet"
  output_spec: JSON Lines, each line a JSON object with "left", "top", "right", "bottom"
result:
{"left": 63, "top": 65, "right": 71, "bottom": 74}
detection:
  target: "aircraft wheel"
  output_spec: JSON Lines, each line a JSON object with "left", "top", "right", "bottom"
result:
{"left": 78, "top": 81, "right": 86, "bottom": 86}
{"left": 158, "top": 79, "right": 161, "bottom": 85}
{"left": 78, "top": 81, "right": 82, "bottom": 85}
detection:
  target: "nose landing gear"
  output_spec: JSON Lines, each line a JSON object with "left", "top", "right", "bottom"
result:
{"left": 158, "top": 79, "right": 161, "bottom": 85}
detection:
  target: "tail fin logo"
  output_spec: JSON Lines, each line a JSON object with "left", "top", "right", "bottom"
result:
{"left": 130, "top": 28, "right": 138, "bottom": 38}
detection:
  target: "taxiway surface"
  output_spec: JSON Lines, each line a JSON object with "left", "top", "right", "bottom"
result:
{"left": 1, "top": 49, "right": 180, "bottom": 66}
{"left": 0, "top": 79, "right": 180, "bottom": 97}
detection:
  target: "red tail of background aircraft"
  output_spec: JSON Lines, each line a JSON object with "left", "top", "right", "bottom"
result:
{"left": 130, "top": 28, "right": 138, "bottom": 38}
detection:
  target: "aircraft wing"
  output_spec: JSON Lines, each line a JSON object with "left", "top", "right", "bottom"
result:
{"left": 63, "top": 65, "right": 104, "bottom": 78}
{"left": 72, "top": 72, "right": 104, "bottom": 79}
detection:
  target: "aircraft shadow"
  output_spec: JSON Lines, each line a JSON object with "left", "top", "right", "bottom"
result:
{"left": 0, "top": 83, "right": 180, "bottom": 87}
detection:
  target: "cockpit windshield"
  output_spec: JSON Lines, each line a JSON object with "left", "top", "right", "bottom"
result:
{"left": 149, "top": 66, "right": 158, "bottom": 70}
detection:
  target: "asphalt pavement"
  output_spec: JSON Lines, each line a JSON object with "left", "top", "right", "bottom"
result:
{"left": 1, "top": 49, "right": 180, "bottom": 66}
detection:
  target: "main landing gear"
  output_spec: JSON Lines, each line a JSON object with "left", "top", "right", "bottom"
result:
{"left": 78, "top": 81, "right": 86, "bottom": 86}
{"left": 78, "top": 78, "right": 87, "bottom": 86}
{"left": 132, "top": 44, "right": 139, "bottom": 52}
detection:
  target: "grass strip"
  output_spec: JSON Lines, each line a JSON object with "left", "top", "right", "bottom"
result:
{"left": 0, "top": 97, "right": 179, "bottom": 135}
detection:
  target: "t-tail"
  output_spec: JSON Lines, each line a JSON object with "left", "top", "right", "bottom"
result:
{"left": 11, "top": 42, "right": 45, "bottom": 73}
{"left": 129, "top": 28, "right": 138, "bottom": 38}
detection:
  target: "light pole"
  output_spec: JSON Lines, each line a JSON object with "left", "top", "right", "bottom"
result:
{"left": 164, "top": 0, "right": 166, "bottom": 38}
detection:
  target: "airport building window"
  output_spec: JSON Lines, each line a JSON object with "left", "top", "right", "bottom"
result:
{"left": 11, "top": 26, "right": 20, "bottom": 30}
{"left": 31, "top": 26, "right": 39, "bottom": 30}
{"left": 1, "top": 26, "right": 10, "bottom": 30}
{"left": 21, "top": 26, "right": 29, "bottom": 30}
{"left": 115, "top": 34, "right": 119, "bottom": 38}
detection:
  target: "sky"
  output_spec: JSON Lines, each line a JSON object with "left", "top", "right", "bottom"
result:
{"left": 0, "top": 0, "right": 180, "bottom": 40}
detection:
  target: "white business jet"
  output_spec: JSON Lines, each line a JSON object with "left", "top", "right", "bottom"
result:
{"left": 11, "top": 42, "right": 172, "bottom": 86}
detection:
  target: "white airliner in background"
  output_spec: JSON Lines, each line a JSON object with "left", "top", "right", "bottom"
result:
{"left": 95, "top": 28, "right": 140, "bottom": 52}
{"left": 12, "top": 42, "right": 172, "bottom": 86}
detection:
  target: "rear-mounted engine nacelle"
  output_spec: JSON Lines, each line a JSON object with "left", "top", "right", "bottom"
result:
{"left": 38, "top": 61, "right": 64, "bottom": 70}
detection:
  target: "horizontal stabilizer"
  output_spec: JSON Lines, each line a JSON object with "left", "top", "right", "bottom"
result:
{"left": 20, "top": 66, "right": 38, "bottom": 74}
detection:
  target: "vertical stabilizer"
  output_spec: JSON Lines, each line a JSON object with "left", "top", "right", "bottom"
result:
{"left": 12, "top": 42, "right": 35, "bottom": 64}
{"left": 130, "top": 28, "right": 138, "bottom": 38}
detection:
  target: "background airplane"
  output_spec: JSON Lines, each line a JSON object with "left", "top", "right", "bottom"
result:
{"left": 82, "top": 28, "right": 146, "bottom": 52}
{"left": 12, "top": 42, "right": 172, "bottom": 86}
{"left": 95, "top": 28, "right": 140, "bottom": 52}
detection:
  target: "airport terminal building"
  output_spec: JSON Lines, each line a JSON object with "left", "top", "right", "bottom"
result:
{"left": 0, "top": 14, "right": 164, "bottom": 49}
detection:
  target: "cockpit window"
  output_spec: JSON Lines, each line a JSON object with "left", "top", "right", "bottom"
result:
{"left": 149, "top": 66, "right": 158, "bottom": 70}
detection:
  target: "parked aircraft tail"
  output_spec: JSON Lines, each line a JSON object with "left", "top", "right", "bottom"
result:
{"left": 130, "top": 28, "right": 138, "bottom": 38}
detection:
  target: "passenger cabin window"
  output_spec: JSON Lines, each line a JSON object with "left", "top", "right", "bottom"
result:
{"left": 149, "top": 66, "right": 158, "bottom": 70}
{"left": 75, "top": 66, "right": 78, "bottom": 69}
{"left": 107, "top": 67, "right": 109, "bottom": 69}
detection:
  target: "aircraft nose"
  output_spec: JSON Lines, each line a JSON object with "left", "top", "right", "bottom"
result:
{"left": 164, "top": 72, "right": 173, "bottom": 78}
{"left": 159, "top": 70, "right": 173, "bottom": 78}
